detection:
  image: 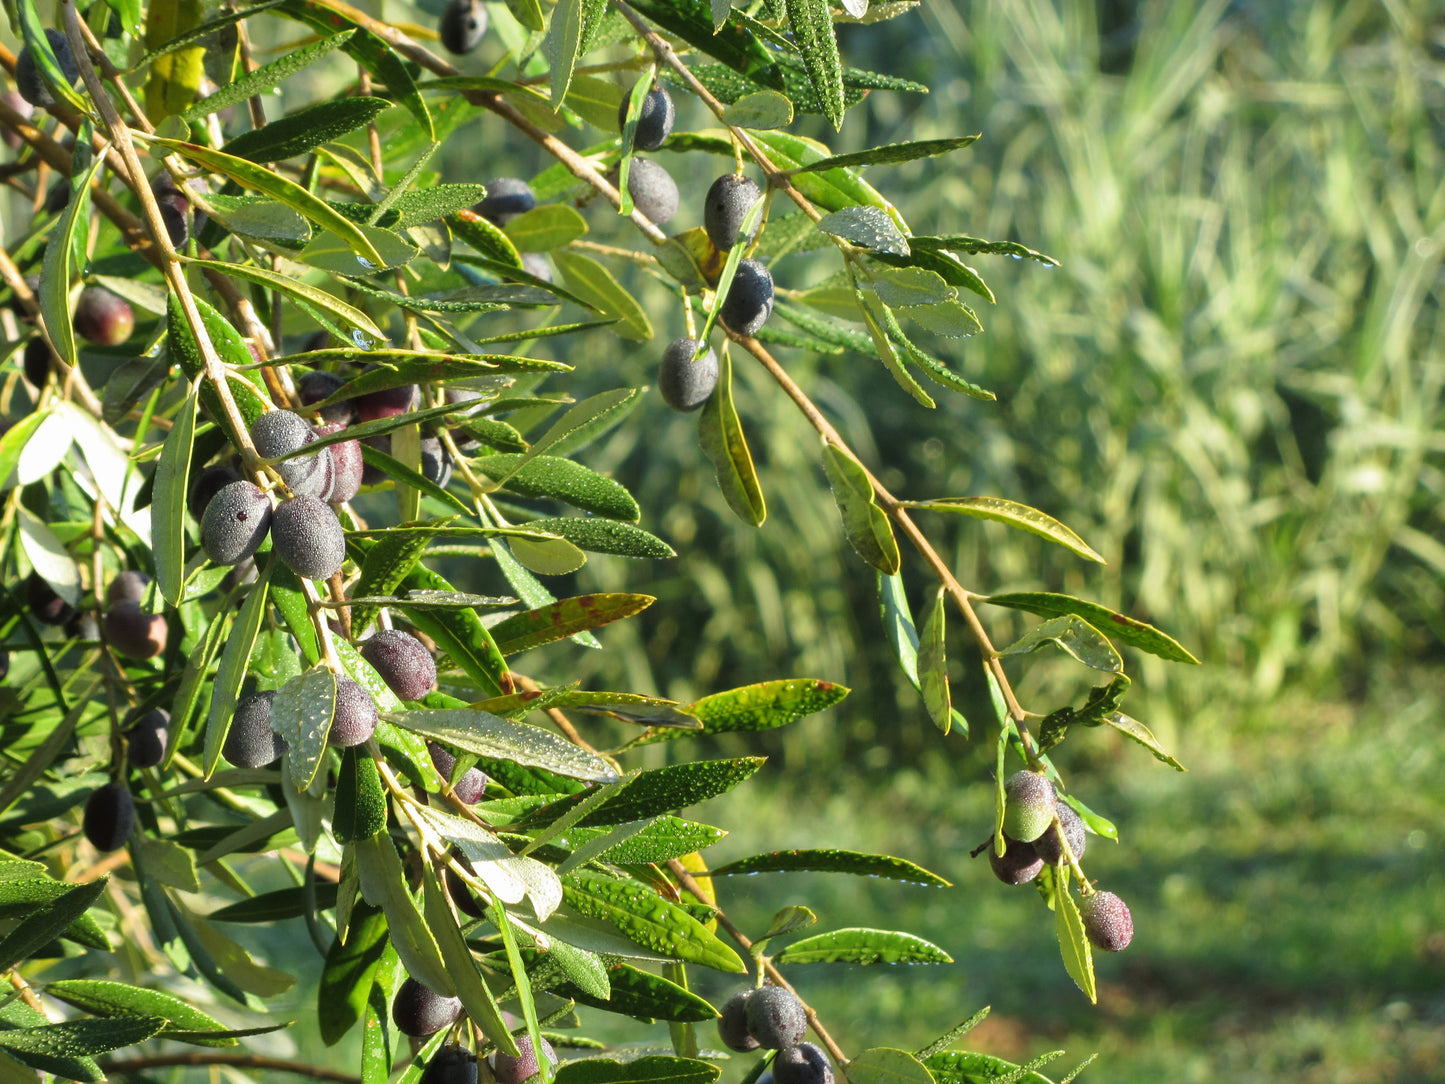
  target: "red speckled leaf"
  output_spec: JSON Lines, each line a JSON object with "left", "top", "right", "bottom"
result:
{"left": 489, "top": 594, "right": 655, "bottom": 655}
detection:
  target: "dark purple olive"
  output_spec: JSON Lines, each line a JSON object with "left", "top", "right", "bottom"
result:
{"left": 101, "top": 599, "right": 168, "bottom": 660}
{"left": 83, "top": 782, "right": 135, "bottom": 853}
{"left": 125, "top": 708, "right": 170, "bottom": 769}
{"left": 360, "top": 629, "right": 437, "bottom": 702}
{"left": 73, "top": 287, "right": 134, "bottom": 346}
{"left": 620, "top": 83, "right": 675, "bottom": 151}
{"left": 391, "top": 977, "right": 462, "bottom": 1037}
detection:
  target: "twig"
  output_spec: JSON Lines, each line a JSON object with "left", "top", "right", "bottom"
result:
{"left": 99, "top": 1054, "right": 361, "bottom": 1082}
{"left": 666, "top": 860, "right": 850, "bottom": 1074}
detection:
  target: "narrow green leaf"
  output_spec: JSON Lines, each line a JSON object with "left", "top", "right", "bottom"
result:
{"left": 551, "top": 957, "right": 717, "bottom": 1023}
{"left": 914, "top": 1009, "right": 992, "bottom": 1061}
{"left": 924, "top": 1050, "right": 1054, "bottom": 1084}
{"left": 180, "top": 257, "right": 385, "bottom": 344}
{"left": 222, "top": 97, "right": 391, "bottom": 163}
{"left": 333, "top": 747, "right": 387, "bottom": 843}
{"left": 148, "top": 136, "right": 386, "bottom": 268}
{"left": 477, "top": 454, "right": 640, "bottom": 521}
{"left": 721, "top": 90, "right": 794, "bottom": 129}
{"left": 857, "top": 289, "right": 934, "bottom": 407}
{"left": 449, "top": 209, "right": 525, "bottom": 268}
{"left": 421, "top": 866, "right": 518, "bottom": 1056}
{"left": 626, "top": 0, "right": 783, "bottom": 90}
{"left": 917, "top": 588, "right": 952, "bottom": 733}
{"left": 521, "top": 517, "right": 673, "bottom": 560}
{"left": 910, "top": 234, "right": 1059, "bottom": 267}
{"left": 1102, "top": 713, "right": 1186, "bottom": 771}
{"left": 184, "top": 31, "right": 351, "bottom": 118}
{"left": 782, "top": 0, "right": 845, "bottom": 127}
{"left": 709, "top": 849, "right": 949, "bottom": 886}
{"left": 388, "top": 709, "right": 619, "bottom": 783}
{"left": 389, "top": 185, "right": 488, "bottom": 228}
{"left": 847, "top": 1048, "right": 937, "bottom": 1084}
{"left": 152, "top": 386, "right": 197, "bottom": 607}
{"left": 40, "top": 156, "right": 106, "bottom": 374}
{"left": 317, "top": 905, "right": 388, "bottom": 1046}
{"left": 43, "top": 980, "right": 232, "bottom": 1046}
{"left": 208, "top": 884, "right": 340, "bottom": 923}
{"left": 548, "top": 0, "right": 606, "bottom": 108}
{"left": 270, "top": 665, "right": 338, "bottom": 792}
{"left": 998, "top": 615, "right": 1122, "bottom": 673}
{"left": 562, "top": 872, "right": 745, "bottom": 973}
{"left": 553, "top": 251, "right": 653, "bottom": 341}
{"left": 1055, "top": 878, "right": 1096, "bottom": 1004}
{"left": 519, "top": 758, "right": 764, "bottom": 828}
{"left": 881, "top": 309, "right": 996, "bottom": 401}
{"left": 983, "top": 592, "right": 1199, "bottom": 664}
{"left": 489, "top": 594, "right": 655, "bottom": 655}
{"left": 345, "top": 522, "right": 434, "bottom": 635}
{"left": 354, "top": 832, "right": 453, "bottom": 998}
{"left": 905, "top": 498, "right": 1103, "bottom": 564}
{"left": 554, "top": 1057, "right": 721, "bottom": 1084}
{"left": 817, "top": 207, "right": 910, "bottom": 256}
{"left": 698, "top": 347, "right": 765, "bottom": 526}
{"left": 504, "top": 204, "right": 589, "bottom": 253}
{"left": 0, "top": 880, "right": 105, "bottom": 973}
{"left": 788, "top": 136, "right": 979, "bottom": 174}
{"left": 398, "top": 563, "right": 512, "bottom": 697}
{"left": 0, "top": 1017, "right": 166, "bottom": 1059}
{"left": 202, "top": 570, "right": 272, "bottom": 777}
{"left": 345, "top": 27, "right": 434, "bottom": 141}
{"left": 688, "top": 678, "right": 848, "bottom": 734}
{"left": 771, "top": 928, "right": 952, "bottom": 965}
{"left": 822, "top": 442, "right": 900, "bottom": 573}
{"left": 869, "top": 265, "right": 954, "bottom": 308}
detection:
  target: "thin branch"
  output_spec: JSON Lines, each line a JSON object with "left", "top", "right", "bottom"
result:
{"left": 99, "top": 1054, "right": 360, "bottom": 1083}
{"left": 667, "top": 860, "right": 850, "bottom": 1075}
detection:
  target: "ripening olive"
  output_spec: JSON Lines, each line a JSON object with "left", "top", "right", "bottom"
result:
{"left": 987, "top": 834, "right": 1044, "bottom": 886}
{"left": 73, "top": 286, "right": 135, "bottom": 347}
{"left": 773, "top": 1043, "right": 833, "bottom": 1084}
{"left": 427, "top": 741, "right": 487, "bottom": 805}
{"left": 745, "top": 985, "right": 807, "bottom": 1049}
{"left": 438, "top": 0, "right": 487, "bottom": 55}
{"left": 101, "top": 599, "right": 168, "bottom": 660}
{"left": 704, "top": 174, "right": 762, "bottom": 251}
{"left": 270, "top": 494, "right": 346, "bottom": 580}
{"left": 719, "top": 259, "right": 774, "bottom": 335}
{"left": 391, "top": 977, "right": 462, "bottom": 1038}
{"left": 124, "top": 707, "right": 170, "bottom": 769}
{"left": 1032, "top": 799, "right": 1086, "bottom": 866}
{"left": 15, "top": 29, "right": 79, "bottom": 109}
{"left": 1002, "top": 770, "right": 1056, "bottom": 844}
{"left": 1079, "top": 890, "right": 1134, "bottom": 952}
{"left": 224, "top": 690, "right": 283, "bottom": 768}
{"left": 620, "top": 83, "right": 675, "bottom": 151}
{"left": 360, "top": 629, "right": 437, "bottom": 702}
{"left": 658, "top": 337, "right": 718, "bottom": 412}
{"left": 717, "top": 990, "right": 759, "bottom": 1052}
{"left": 200, "top": 480, "right": 272, "bottom": 566}
{"left": 489, "top": 1034, "right": 557, "bottom": 1084}
{"left": 474, "top": 178, "right": 536, "bottom": 226}
{"left": 327, "top": 676, "right": 377, "bottom": 748}
{"left": 82, "top": 782, "right": 135, "bottom": 853}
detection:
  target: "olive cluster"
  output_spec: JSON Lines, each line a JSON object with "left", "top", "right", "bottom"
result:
{"left": 718, "top": 987, "right": 833, "bottom": 1084}
{"left": 986, "top": 770, "right": 1134, "bottom": 953}
{"left": 394, "top": 983, "right": 557, "bottom": 1084}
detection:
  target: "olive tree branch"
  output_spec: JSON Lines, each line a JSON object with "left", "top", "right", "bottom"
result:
{"left": 98, "top": 1054, "right": 360, "bottom": 1083}
{"left": 666, "top": 860, "right": 851, "bottom": 1075}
